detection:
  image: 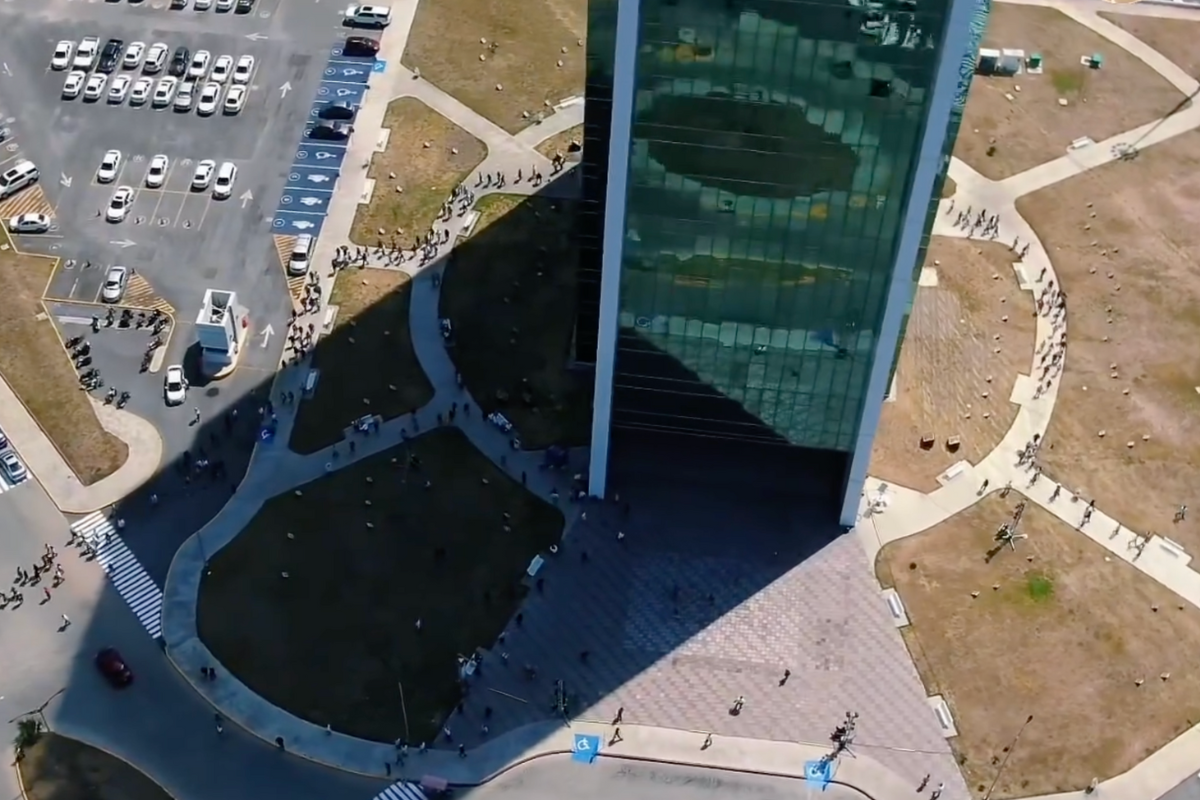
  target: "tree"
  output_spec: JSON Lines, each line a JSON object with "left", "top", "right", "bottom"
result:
{"left": 14, "top": 716, "right": 43, "bottom": 752}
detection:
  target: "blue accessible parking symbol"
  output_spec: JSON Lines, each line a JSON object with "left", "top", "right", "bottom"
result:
{"left": 277, "top": 190, "right": 333, "bottom": 214}
{"left": 323, "top": 64, "right": 371, "bottom": 83}
{"left": 271, "top": 213, "right": 325, "bottom": 236}
{"left": 804, "top": 759, "right": 836, "bottom": 791}
{"left": 571, "top": 734, "right": 601, "bottom": 765}
{"left": 259, "top": 424, "right": 276, "bottom": 443}
{"left": 316, "top": 82, "right": 367, "bottom": 105}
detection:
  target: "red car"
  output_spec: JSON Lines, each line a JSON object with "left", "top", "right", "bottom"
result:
{"left": 95, "top": 647, "right": 133, "bottom": 688}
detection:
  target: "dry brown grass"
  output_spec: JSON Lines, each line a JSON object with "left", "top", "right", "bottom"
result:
{"left": 20, "top": 732, "right": 172, "bottom": 800}
{"left": 441, "top": 193, "right": 591, "bottom": 448}
{"left": 1015, "top": 130, "right": 1200, "bottom": 549}
{"left": 878, "top": 496, "right": 1200, "bottom": 799}
{"left": 1099, "top": 12, "right": 1200, "bottom": 75}
{"left": 942, "top": 176, "right": 957, "bottom": 198}
{"left": 869, "top": 238, "right": 1036, "bottom": 492}
{"left": 289, "top": 269, "right": 433, "bottom": 454}
{"left": 401, "top": 0, "right": 587, "bottom": 134}
{"left": 0, "top": 242, "right": 127, "bottom": 485}
{"left": 535, "top": 124, "right": 583, "bottom": 160}
{"left": 349, "top": 98, "right": 487, "bottom": 250}
{"left": 954, "top": 5, "right": 1184, "bottom": 180}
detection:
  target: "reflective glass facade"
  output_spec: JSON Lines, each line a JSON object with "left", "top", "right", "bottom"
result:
{"left": 580, "top": 0, "right": 980, "bottom": 454}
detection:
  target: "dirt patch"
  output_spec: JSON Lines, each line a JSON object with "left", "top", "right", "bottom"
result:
{"left": 0, "top": 242, "right": 127, "bottom": 484}
{"left": 534, "top": 124, "right": 583, "bottom": 160}
{"left": 1015, "top": 129, "right": 1200, "bottom": 549}
{"left": 869, "top": 238, "right": 1036, "bottom": 492}
{"left": 1099, "top": 12, "right": 1200, "bottom": 76}
{"left": 288, "top": 269, "right": 433, "bottom": 454}
{"left": 19, "top": 732, "right": 173, "bottom": 800}
{"left": 953, "top": 5, "right": 1184, "bottom": 180}
{"left": 198, "top": 429, "right": 563, "bottom": 743}
{"left": 349, "top": 98, "right": 487, "bottom": 250}
{"left": 942, "top": 177, "right": 957, "bottom": 198}
{"left": 401, "top": 0, "right": 586, "bottom": 134}
{"left": 441, "top": 193, "right": 591, "bottom": 448}
{"left": 878, "top": 496, "right": 1200, "bottom": 799}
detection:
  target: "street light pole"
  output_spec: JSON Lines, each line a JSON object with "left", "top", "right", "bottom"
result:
{"left": 984, "top": 714, "right": 1034, "bottom": 800}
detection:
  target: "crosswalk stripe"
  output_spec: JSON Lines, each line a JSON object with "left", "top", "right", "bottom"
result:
{"left": 0, "top": 185, "right": 54, "bottom": 219}
{"left": 273, "top": 235, "right": 307, "bottom": 305}
{"left": 375, "top": 782, "right": 427, "bottom": 800}
{"left": 71, "top": 511, "right": 163, "bottom": 639}
{"left": 123, "top": 274, "right": 174, "bottom": 314}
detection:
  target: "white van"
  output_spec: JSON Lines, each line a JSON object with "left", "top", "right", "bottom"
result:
{"left": 0, "top": 160, "right": 39, "bottom": 199}
{"left": 288, "top": 234, "right": 313, "bottom": 276}
{"left": 344, "top": 4, "right": 392, "bottom": 27}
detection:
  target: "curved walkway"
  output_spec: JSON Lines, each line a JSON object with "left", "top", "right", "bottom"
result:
{"left": 153, "top": 2, "right": 1200, "bottom": 800}
{"left": 854, "top": 5, "right": 1200, "bottom": 800}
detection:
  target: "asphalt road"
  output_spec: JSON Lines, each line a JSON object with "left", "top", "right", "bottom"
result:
{"left": 456, "top": 757, "right": 872, "bottom": 800}
{"left": 0, "top": 477, "right": 387, "bottom": 800}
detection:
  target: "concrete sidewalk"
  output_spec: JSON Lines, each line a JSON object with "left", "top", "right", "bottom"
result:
{"left": 0, "top": 372, "right": 163, "bottom": 514}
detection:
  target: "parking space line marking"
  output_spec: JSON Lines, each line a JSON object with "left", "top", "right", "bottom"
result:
{"left": 169, "top": 191, "right": 191, "bottom": 228}
{"left": 272, "top": 234, "right": 306, "bottom": 306}
{"left": 191, "top": 195, "right": 212, "bottom": 231}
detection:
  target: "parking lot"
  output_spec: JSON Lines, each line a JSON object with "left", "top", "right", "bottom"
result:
{"left": 0, "top": 0, "right": 350, "bottom": 373}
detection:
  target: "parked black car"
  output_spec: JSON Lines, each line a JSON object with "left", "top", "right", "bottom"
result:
{"left": 307, "top": 123, "right": 352, "bottom": 141}
{"left": 318, "top": 102, "right": 356, "bottom": 121}
{"left": 235, "top": 0, "right": 256, "bottom": 12}
{"left": 97, "top": 39, "right": 124, "bottom": 73}
{"left": 342, "top": 36, "right": 379, "bottom": 57}
{"left": 169, "top": 46, "right": 190, "bottom": 77}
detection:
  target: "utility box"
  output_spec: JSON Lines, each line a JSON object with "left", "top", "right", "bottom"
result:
{"left": 196, "top": 289, "right": 247, "bottom": 377}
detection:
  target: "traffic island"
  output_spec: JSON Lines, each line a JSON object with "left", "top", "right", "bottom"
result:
{"left": 878, "top": 496, "right": 1200, "bottom": 798}
{"left": 196, "top": 428, "right": 563, "bottom": 743}
{"left": 17, "top": 730, "right": 174, "bottom": 800}
{"left": 440, "top": 193, "right": 591, "bottom": 449}
{"left": 0, "top": 240, "right": 127, "bottom": 484}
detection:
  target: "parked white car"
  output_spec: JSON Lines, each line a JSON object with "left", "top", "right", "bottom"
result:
{"left": 105, "top": 186, "right": 135, "bottom": 223}
{"left": 212, "top": 161, "right": 237, "bottom": 199}
{"left": 62, "top": 71, "right": 87, "bottom": 99}
{"left": 0, "top": 451, "right": 28, "bottom": 483}
{"left": 83, "top": 73, "right": 107, "bottom": 102}
{"left": 233, "top": 54, "right": 254, "bottom": 84}
{"left": 152, "top": 76, "right": 179, "bottom": 107}
{"left": 191, "top": 159, "right": 216, "bottom": 190}
{"left": 197, "top": 82, "right": 221, "bottom": 115}
{"left": 107, "top": 74, "right": 132, "bottom": 104}
{"left": 187, "top": 49, "right": 211, "bottom": 80}
{"left": 145, "top": 155, "right": 169, "bottom": 188}
{"left": 51, "top": 41, "right": 74, "bottom": 71}
{"left": 129, "top": 77, "right": 153, "bottom": 105}
{"left": 173, "top": 81, "right": 197, "bottom": 111}
{"left": 122, "top": 41, "right": 146, "bottom": 69}
{"left": 223, "top": 84, "right": 246, "bottom": 115}
{"left": 96, "top": 150, "right": 122, "bottom": 183}
{"left": 210, "top": 54, "right": 233, "bottom": 83}
{"left": 144, "top": 42, "right": 169, "bottom": 74}
{"left": 73, "top": 36, "right": 100, "bottom": 70}
{"left": 7, "top": 213, "right": 52, "bottom": 234}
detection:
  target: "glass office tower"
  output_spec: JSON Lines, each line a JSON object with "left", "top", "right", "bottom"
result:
{"left": 580, "top": 0, "right": 987, "bottom": 524}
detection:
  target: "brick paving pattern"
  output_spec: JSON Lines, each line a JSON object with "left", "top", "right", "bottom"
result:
{"left": 453, "top": 472, "right": 962, "bottom": 794}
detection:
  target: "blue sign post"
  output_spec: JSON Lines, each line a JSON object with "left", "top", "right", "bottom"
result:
{"left": 804, "top": 759, "right": 836, "bottom": 791}
{"left": 571, "top": 734, "right": 601, "bottom": 765}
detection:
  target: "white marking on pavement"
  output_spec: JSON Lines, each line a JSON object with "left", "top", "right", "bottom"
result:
{"left": 71, "top": 512, "right": 163, "bottom": 639}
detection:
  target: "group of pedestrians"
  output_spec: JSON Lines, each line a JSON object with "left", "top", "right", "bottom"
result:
{"left": 3, "top": 543, "right": 65, "bottom": 610}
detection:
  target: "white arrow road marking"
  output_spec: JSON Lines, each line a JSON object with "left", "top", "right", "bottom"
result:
{"left": 109, "top": 239, "right": 136, "bottom": 248}
{"left": 279, "top": 81, "right": 292, "bottom": 98}
{"left": 245, "top": 32, "right": 269, "bottom": 41}
{"left": 260, "top": 323, "right": 274, "bottom": 347}
{"left": 60, "top": 173, "right": 72, "bottom": 188}
{"left": 239, "top": 189, "right": 253, "bottom": 208}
